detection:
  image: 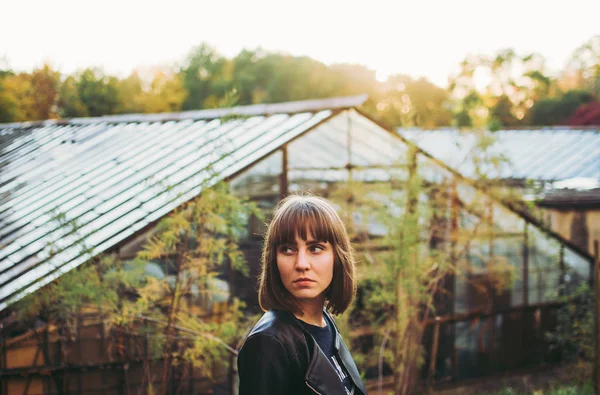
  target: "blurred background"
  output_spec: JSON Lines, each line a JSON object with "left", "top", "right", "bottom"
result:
{"left": 0, "top": 0, "right": 599, "bottom": 129}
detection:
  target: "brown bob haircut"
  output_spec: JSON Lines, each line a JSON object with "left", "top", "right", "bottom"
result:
{"left": 258, "top": 194, "right": 356, "bottom": 315}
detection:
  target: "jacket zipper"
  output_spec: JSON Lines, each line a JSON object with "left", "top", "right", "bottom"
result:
{"left": 305, "top": 380, "right": 322, "bottom": 395}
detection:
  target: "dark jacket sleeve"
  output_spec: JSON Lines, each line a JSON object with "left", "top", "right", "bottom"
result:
{"left": 237, "top": 333, "right": 293, "bottom": 395}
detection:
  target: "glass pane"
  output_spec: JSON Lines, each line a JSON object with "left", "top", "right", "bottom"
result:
{"left": 563, "top": 248, "right": 591, "bottom": 289}
{"left": 348, "top": 109, "right": 408, "bottom": 166}
{"left": 288, "top": 169, "right": 349, "bottom": 194}
{"left": 351, "top": 167, "right": 409, "bottom": 183}
{"left": 288, "top": 113, "right": 349, "bottom": 169}
{"left": 492, "top": 205, "right": 525, "bottom": 234}
{"left": 230, "top": 150, "right": 282, "bottom": 198}
{"left": 454, "top": 317, "right": 493, "bottom": 379}
{"left": 456, "top": 239, "right": 494, "bottom": 313}
{"left": 418, "top": 154, "right": 454, "bottom": 184}
{"left": 528, "top": 226, "right": 561, "bottom": 304}
{"left": 493, "top": 237, "right": 524, "bottom": 307}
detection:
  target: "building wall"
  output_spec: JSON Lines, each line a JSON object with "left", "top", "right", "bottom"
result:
{"left": 1, "top": 318, "right": 228, "bottom": 395}
{"left": 545, "top": 208, "right": 600, "bottom": 256}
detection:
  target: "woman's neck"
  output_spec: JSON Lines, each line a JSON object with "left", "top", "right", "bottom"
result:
{"left": 294, "top": 298, "right": 326, "bottom": 327}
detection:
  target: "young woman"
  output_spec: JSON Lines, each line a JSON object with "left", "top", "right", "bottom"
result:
{"left": 238, "top": 195, "right": 367, "bottom": 395}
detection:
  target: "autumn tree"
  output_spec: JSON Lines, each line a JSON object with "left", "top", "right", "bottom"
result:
{"left": 0, "top": 69, "right": 18, "bottom": 122}
{"left": 28, "top": 64, "right": 61, "bottom": 120}
{"left": 135, "top": 69, "right": 187, "bottom": 113}
{"left": 115, "top": 70, "right": 144, "bottom": 114}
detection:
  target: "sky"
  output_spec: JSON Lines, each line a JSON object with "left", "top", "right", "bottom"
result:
{"left": 1, "top": 0, "right": 599, "bottom": 87}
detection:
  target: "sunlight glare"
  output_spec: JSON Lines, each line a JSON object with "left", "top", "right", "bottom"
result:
{"left": 376, "top": 69, "right": 390, "bottom": 82}
{"left": 473, "top": 67, "right": 492, "bottom": 92}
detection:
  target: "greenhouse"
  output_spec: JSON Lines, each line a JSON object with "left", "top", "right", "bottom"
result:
{"left": 0, "top": 95, "right": 594, "bottom": 393}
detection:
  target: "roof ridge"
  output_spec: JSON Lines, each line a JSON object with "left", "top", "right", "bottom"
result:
{"left": 0, "top": 94, "right": 368, "bottom": 129}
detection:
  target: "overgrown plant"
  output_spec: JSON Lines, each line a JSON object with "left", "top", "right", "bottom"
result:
{"left": 330, "top": 148, "right": 457, "bottom": 394}
{"left": 546, "top": 283, "right": 594, "bottom": 385}
{"left": 330, "top": 140, "right": 520, "bottom": 393}
{"left": 14, "top": 182, "right": 261, "bottom": 395}
{"left": 121, "top": 182, "right": 262, "bottom": 395}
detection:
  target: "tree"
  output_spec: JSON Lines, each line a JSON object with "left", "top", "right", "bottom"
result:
{"left": 448, "top": 55, "right": 489, "bottom": 128}
{"left": 489, "top": 94, "right": 519, "bottom": 129}
{"left": 566, "top": 35, "right": 600, "bottom": 97}
{"left": 134, "top": 69, "right": 187, "bottom": 113}
{"left": 379, "top": 75, "right": 452, "bottom": 128}
{"left": 528, "top": 90, "right": 595, "bottom": 125}
{"left": 58, "top": 75, "right": 88, "bottom": 118}
{"left": 57, "top": 69, "right": 121, "bottom": 118}
{"left": 115, "top": 70, "right": 144, "bottom": 114}
{"left": 567, "top": 101, "right": 600, "bottom": 126}
{"left": 14, "top": 182, "right": 262, "bottom": 394}
{"left": 76, "top": 68, "right": 120, "bottom": 117}
{"left": 449, "top": 49, "right": 559, "bottom": 128}
{"left": 0, "top": 71, "right": 19, "bottom": 122}
{"left": 261, "top": 54, "right": 336, "bottom": 103}
{"left": 0, "top": 72, "right": 35, "bottom": 121}
{"left": 231, "top": 48, "right": 269, "bottom": 105}
{"left": 124, "top": 182, "right": 261, "bottom": 395}
{"left": 180, "top": 43, "right": 232, "bottom": 110}
{"left": 28, "top": 64, "right": 61, "bottom": 120}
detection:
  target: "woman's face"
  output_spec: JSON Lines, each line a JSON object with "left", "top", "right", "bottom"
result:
{"left": 276, "top": 230, "right": 334, "bottom": 305}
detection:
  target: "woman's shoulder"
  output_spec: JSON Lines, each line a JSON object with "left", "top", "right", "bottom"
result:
{"left": 247, "top": 310, "right": 301, "bottom": 338}
{"left": 240, "top": 310, "right": 310, "bottom": 366}
{"left": 241, "top": 310, "right": 307, "bottom": 353}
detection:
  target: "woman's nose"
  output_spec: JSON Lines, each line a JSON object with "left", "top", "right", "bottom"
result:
{"left": 295, "top": 250, "right": 310, "bottom": 270}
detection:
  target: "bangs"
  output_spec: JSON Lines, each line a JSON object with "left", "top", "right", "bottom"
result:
{"left": 270, "top": 201, "right": 336, "bottom": 246}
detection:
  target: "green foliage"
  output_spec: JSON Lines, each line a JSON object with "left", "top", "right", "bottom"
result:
{"left": 58, "top": 69, "right": 121, "bottom": 118}
{"left": 0, "top": 76, "right": 18, "bottom": 122}
{"left": 568, "top": 35, "right": 600, "bottom": 97}
{"left": 2, "top": 36, "right": 597, "bottom": 127}
{"left": 179, "top": 43, "right": 232, "bottom": 110}
{"left": 546, "top": 283, "right": 593, "bottom": 363}
{"left": 76, "top": 68, "right": 120, "bottom": 117}
{"left": 528, "top": 90, "right": 595, "bottom": 125}
{"left": 14, "top": 182, "right": 261, "bottom": 393}
{"left": 490, "top": 95, "right": 519, "bottom": 128}
{"left": 378, "top": 75, "right": 453, "bottom": 127}
{"left": 58, "top": 75, "right": 88, "bottom": 117}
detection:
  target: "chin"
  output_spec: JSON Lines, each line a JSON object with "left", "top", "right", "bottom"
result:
{"left": 293, "top": 291, "right": 324, "bottom": 301}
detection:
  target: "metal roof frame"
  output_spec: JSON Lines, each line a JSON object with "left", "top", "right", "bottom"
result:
{"left": 0, "top": 95, "right": 593, "bottom": 313}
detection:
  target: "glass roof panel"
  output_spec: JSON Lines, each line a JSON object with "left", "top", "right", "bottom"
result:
{"left": 288, "top": 112, "right": 348, "bottom": 169}
{"left": 1, "top": 101, "right": 593, "bottom": 313}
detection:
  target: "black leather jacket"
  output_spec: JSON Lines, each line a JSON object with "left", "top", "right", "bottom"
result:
{"left": 237, "top": 310, "right": 367, "bottom": 395}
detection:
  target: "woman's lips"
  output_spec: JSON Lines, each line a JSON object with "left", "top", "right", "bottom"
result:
{"left": 293, "top": 278, "right": 315, "bottom": 286}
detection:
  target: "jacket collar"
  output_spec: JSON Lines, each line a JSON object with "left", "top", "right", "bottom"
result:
{"left": 323, "top": 310, "right": 367, "bottom": 395}
{"left": 287, "top": 310, "right": 367, "bottom": 395}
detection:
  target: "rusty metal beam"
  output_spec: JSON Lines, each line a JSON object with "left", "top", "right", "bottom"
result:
{"left": 22, "top": 338, "right": 43, "bottom": 395}
{"left": 281, "top": 146, "right": 288, "bottom": 200}
{"left": 523, "top": 223, "right": 529, "bottom": 306}
{"left": 593, "top": 240, "right": 599, "bottom": 395}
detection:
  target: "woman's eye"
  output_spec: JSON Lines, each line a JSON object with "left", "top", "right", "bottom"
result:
{"left": 280, "top": 246, "right": 295, "bottom": 254}
{"left": 310, "top": 245, "right": 325, "bottom": 253}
